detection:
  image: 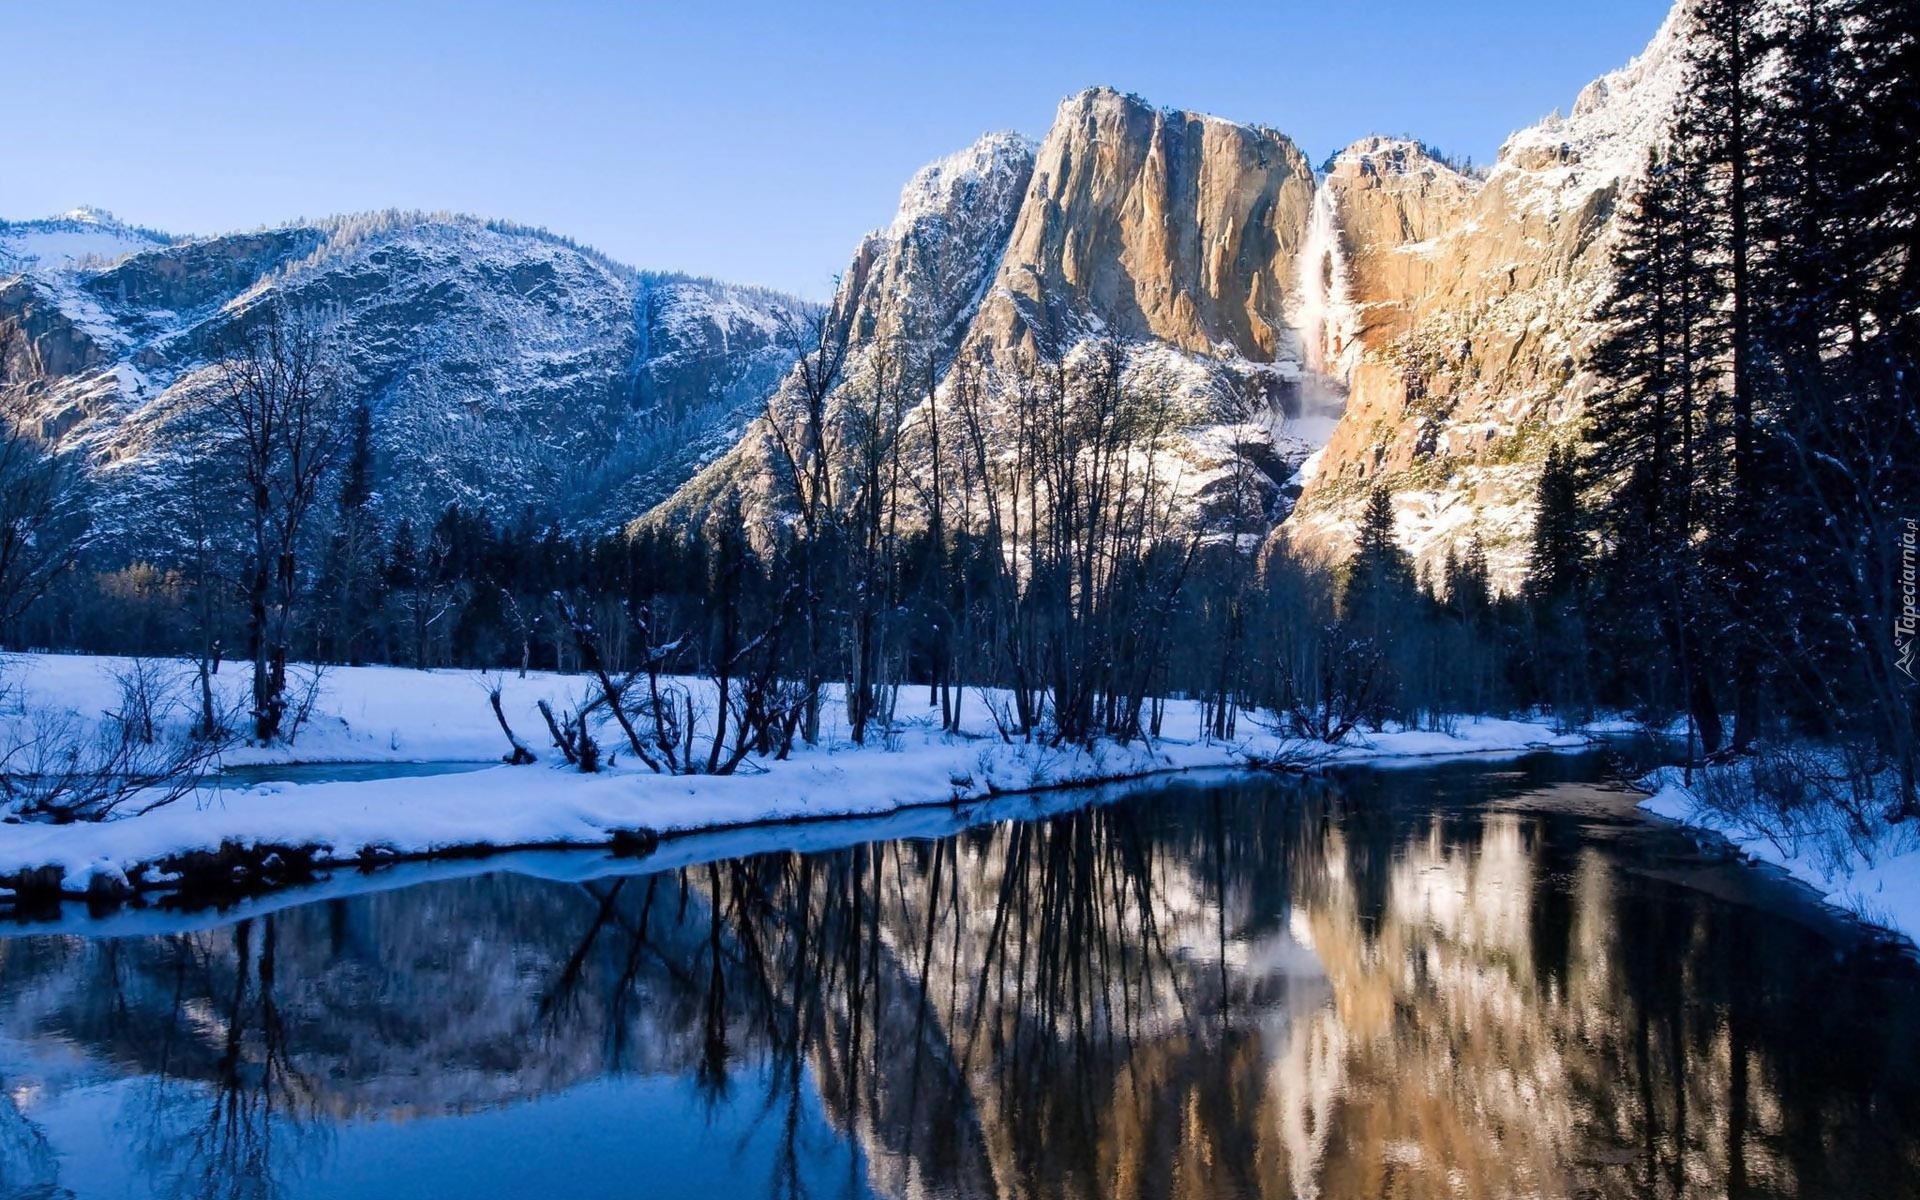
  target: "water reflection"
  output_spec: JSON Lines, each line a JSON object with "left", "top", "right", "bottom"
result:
{"left": 1, "top": 755, "right": 1916, "bottom": 1200}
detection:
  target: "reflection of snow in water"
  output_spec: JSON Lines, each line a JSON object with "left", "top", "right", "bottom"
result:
{"left": 1392, "top": 813, "right": 1534, "bottom": 952}
{"left": 1247, "top": 921, "right": 1343, "bottom": 1200}
{"left": 0, "top": 1083, "right": 60, "bottom": 1197}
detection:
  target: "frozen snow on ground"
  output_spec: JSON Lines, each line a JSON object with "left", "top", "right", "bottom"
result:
{"left": 0, "top": 653, "right": 1594, "bottom": 898}
{"left": 1639, "top": 767, "right": 1920, "bottom": 948}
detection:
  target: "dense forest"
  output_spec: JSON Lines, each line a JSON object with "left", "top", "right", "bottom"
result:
{"left": 0, "top": 0, "right": 1913, "bottom": 814}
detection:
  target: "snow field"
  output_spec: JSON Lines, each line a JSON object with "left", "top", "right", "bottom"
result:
{"left": 0, "top": 653, "right": 1592, "bottom": 898}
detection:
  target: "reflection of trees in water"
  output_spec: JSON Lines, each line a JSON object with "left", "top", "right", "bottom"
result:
{"left": 104, "top": 918, "right": 325, "bottom": 1200}
{"left": 0, "top": 1087, "right": 59, "bottom": 1197}
{"left": 1287, "top": 774, "right": 1920, "bottom": 1200}
{"left": 697, "top": 779, "right": 1920, "bottom": 1200}
{"left": 625, "top": 798, "right": 1337, "bottom": 1200}
{"left": 0, "top": 768, "right": 1917, "bottom": 1200}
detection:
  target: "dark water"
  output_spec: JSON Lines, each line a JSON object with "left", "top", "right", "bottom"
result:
{"left": 214, "top": 761, "right": 495, "bottom": 787}
{"left": 1, "top": 753, "right": 1917, "bottom": 1200}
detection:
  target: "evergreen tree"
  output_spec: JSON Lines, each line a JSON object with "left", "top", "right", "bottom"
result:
{"left": 1523, "top": 444, "right": 1594, "bottom": 718}
{"left": 1526, "top": 445, "right": 1586, "bottom": 609}
{"left": 319, "top": 402, "right": 378, "bottom": 664}
{"left": 1442, "top": 535, "right": 1492, "bottom": 624}
{"left": 1341, "top": 483, "right": 1415, "bottom": 635}
{"left": 1682, "top": 0, "right": 1775, "bottom": 748}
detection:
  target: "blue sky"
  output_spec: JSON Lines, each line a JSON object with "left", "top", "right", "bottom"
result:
{"left": 3, "top": 0, "right": 1673, "bottom": 299}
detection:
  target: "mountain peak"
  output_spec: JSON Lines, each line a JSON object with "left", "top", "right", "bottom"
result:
{"left": 1055, "top": 85, "right": 1287, "bottom": 142}
{"left": 0, "top": 208, "right": 172, "bottom": 273}
{"left": 1327, "top": 137, "right": 1478, "bottom": 182}
{"left": 1497, "top": 0, "right": 1687, "bottom": 182}
{"left": 59, "top": 205, "right": 125, "bottom": 227}
{"left": 885, "top": 131, "right": 1035, "bottom": 241}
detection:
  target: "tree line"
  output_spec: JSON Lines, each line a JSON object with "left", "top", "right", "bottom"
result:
{"left": 1570, "top": 0, "right": 1918, "bottom": 814}
{"left": 1, "top": 298, "right": 1582, "bottom": 777}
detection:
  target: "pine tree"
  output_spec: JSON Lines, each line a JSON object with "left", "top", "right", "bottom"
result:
{"left": 1749, "top": 0, "right": 1920, "bottom": 806}
{"left": 1443, "top": 535, "right": 1492, "bottom": 623}
{"left": 1342, "top": 483, "right": 1415, "bottom": 635}
{"left": 319, "top": 402, "right": 378, "bottom": 664}
{"left": 1583, "top": 148, "right": 1729, "bottom": 748}
{"left": 1683, "top": 0, "right": 1777, "bottom": 748}
{"left": 1523, "top": 444, "right": 1594, "bottom": 717}
{"left": 1526, "top": 445, "right": 1588, "bottom": 609}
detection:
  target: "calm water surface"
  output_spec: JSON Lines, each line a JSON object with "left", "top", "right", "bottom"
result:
{"left": 1, "top": 753, "right": 1917, "bottom": 1200}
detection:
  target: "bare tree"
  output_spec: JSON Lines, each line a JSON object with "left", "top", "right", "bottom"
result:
{"left": 840, "top": 341, "right": 912, "bottom": 744}
{"left": 206, "top": 305, "right": 350, "bottom": 743}
{"left": 3, "top": 659, "right": 236, "bottom": 822}
{"left": 482, "top": 673, "right": 538, "bottom": 764}
{"left": 944, "top": 337, "right": 1201, "bottom": 747}
{"left": 762, "top": 302, "right": 853, "bottom": 746}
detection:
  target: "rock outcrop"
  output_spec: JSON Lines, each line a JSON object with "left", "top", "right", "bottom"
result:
{"left": 967, "top": 87, "right": 1316, "bottom": 361}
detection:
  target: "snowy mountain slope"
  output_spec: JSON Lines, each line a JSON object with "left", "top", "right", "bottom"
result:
{"left": 3, "top": 0, "right": 1694, "bottom": 574}
{"left": 649, "top": 3, "right": 1695, "bottom": 575}
{"left": 0, "top": 210, "right": 812, "bottom": 543}
{"left": 0, "top": 207, "right": 171, "bottom": 273}
{"left": 650, "top": 130, "right": 1040, "bottom": 529}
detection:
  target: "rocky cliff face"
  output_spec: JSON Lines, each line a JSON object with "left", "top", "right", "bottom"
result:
{"left": 0, "top": 210, "right": 811, "bottom": 543}
{"left": 649, "top": 88, "right": 1332, "bottom": 535}
{"left": 653, "top": 7, "right": 1690, "bottom": 584}
{"left": 968, "top": 88, "right": 1316, "bottom": 361}
{"left": 1286, "top": 8, "right": 1687, "bottom": 582}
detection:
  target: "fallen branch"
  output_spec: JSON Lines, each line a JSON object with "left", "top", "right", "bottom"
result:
{"left": 537, "top": 699, "right": 577, "bottom": 766}
{"left": 486, "top": 678, "right": 537, "bottom": 765}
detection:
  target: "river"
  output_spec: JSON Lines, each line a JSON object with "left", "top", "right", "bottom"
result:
{"left": 1, "top": 750, "right": 1915, "bottom": 1199}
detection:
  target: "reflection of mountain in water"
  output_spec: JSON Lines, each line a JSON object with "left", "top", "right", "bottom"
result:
{"left": 0, "top": 758, "right": 1917, "bottom": 1200}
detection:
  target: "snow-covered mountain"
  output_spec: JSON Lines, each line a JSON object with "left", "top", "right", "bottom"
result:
{"left": 5, "top": 0, "right": 1691, "bottom": 573}
{"left": 0, "top": 209, "right": 813, "bottom": 539}
{"left": 649, "top": 87, "right": 1337, "bottom": 536}
{"left": 648, "top": 4, "right": 1690, "bottom": 581}
{"left": 0, "top": 207, "right": 171, "bottom": 272}
{"left": 656, "top": 128, "right": 1042, "bottom": 525}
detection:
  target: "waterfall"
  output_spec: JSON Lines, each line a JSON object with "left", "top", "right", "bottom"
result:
{"left": 1294, "top": 180, "right": 1356, "bottom": 384}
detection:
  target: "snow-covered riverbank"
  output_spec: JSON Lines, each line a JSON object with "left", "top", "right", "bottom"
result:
{"left": 1639, "top": 766, "right": 1920, "bottom": 947}
{"left": 0, "top": 653, "right": 1600, "bottom": 901}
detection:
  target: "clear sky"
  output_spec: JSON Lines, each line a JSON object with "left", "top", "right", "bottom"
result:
{"left": 3, "top": 0, "right": 1674, "bottom": 300}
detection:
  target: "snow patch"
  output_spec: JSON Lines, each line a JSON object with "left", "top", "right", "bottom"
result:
{"left": 1638, "top": 766, "right": 1920, "bottom": 948}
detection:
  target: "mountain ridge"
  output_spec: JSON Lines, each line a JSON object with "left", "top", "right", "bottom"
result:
{"left": 637, "top": 3, "right": 1688, "bottom": 560}
{"left": 2, "top": 0, "right": 1691, "bottom": 575}
{"left": 0, "top": 209, "right": 818, "bottom": 545}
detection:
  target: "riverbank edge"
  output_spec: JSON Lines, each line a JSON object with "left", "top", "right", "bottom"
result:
{"left": 1635, "top": 771, "right": 1920, "bottom": 951}
{"left": 0, "top": 725, "right": 1603, "bottom": 915}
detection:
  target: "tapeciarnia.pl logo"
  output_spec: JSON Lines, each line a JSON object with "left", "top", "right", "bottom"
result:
{"left": 1899, "top": 517, "right": 1917, "bottom": 682}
